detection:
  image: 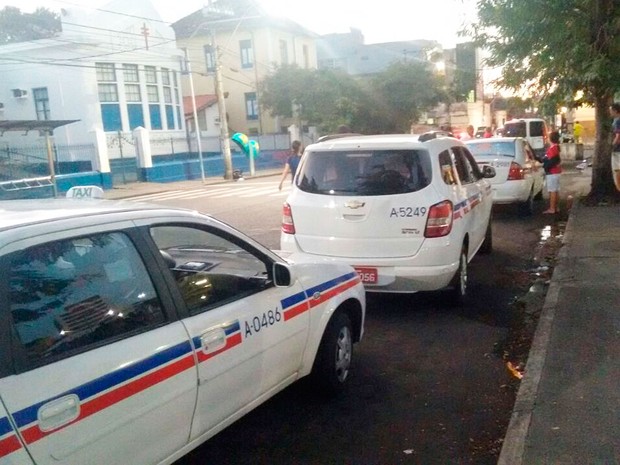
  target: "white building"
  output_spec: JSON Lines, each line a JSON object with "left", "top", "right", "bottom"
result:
{"left": 0, "top": 0, "right": 186, "bottom": 162}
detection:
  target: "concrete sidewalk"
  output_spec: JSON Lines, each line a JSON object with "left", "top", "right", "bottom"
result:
{"left": 499, "top": 168, "right": 620, "bottom": 464}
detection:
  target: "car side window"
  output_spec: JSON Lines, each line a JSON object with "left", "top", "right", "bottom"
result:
{"left": 150, "top": 226, "right": 271, "bottom": 314}
{"left": 438, "top": 150, "right": 457, "bottom": 185}
{"left": 451, "top": 147, "right": 472, "bottom": 184}
{"left": 461, "top": 148, "right": 483, "bottom": 180}
{"left": 8, "top": 232, "right": 166, "bottom": 367}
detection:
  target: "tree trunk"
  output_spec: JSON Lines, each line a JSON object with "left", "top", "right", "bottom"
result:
{"left": 589, "top": 93, "right": 617, "bottom": 200}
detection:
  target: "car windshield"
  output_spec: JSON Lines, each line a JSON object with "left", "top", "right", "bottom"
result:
{"left": 296, "top": 149, "right": 432, "bottom": 196}
{"left": 467, "top": 141, "right": 516, "bottom": 158}
{"left": 504, "top": 122, "right": 526, "bottom": 138}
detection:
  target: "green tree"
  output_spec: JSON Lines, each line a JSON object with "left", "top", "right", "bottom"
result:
{"left": 0, "top": 6, "right": 61, "bottom": 44}
{"left": 370, "top": 61, "right": 442, "bottom": 133}
{"left": 260, "top": 61, "right": 444, "bottom": 135}
{"left": 259, "top": 64, "right": 364, "bottom": 133}
{"left": 468, "top": 0, "right": 620, "bottom": 200}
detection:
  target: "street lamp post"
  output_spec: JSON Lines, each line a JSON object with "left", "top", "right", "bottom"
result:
{"left": 183, "top": 48, "right": 206, "bottom": 183}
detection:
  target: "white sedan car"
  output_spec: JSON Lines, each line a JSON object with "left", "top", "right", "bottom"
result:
{"left": 0, "top": 200, "right": 365, "bottom": 465}
{"left": 465, "top": 137, "right": 545, "bottom": 215}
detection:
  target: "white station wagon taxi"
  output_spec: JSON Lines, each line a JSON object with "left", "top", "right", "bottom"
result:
{"left": 0, "top": 200, "right": 365, "bottom": 465}
{"left": 280, "top": 133, "right": 496, "bottom": 301}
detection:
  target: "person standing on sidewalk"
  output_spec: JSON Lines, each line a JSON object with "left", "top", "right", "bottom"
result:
{"left": 542, "top": 130, "right": 562, "bottom": 214}
{"left": 610, "top": 103, "right": 620, "bottom": 191}
{"left": 278, "top": 140, "right": 303, "bottom": 190}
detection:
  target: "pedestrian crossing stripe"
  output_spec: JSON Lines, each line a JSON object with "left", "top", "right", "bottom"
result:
{"left": 126, "top": 182, "right": 289, "bottom": 202}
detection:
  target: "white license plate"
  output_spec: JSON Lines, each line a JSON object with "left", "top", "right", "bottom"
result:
{"left": 355, "top": 267, "right": 378, "bottom": 284}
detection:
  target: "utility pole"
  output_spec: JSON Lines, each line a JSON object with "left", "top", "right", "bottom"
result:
{"left": 212, "top": 32, "right": 233, "bottom": 180}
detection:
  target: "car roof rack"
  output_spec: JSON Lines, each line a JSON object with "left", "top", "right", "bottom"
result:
{"left": 316, "top": 133, "right": 363, "bottom": 142}
{"left": 417, "top": 130, "right": 454, "bottom": 142}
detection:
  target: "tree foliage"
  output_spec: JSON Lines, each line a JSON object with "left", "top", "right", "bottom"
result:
{"left": 259, "top": 61, "right": 442, "bottom": 135}
{"left": 0, "top": 6, "right": 61, "bottom": 44}
{"left": 468, "top": 0, "right": 620, "bottom": 199}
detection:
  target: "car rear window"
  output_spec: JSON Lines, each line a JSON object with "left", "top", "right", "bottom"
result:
{"left": 296, "top": 149, "right": 432, "bottom": 196}
{"left": 466, "top": 141, "right": 516, "bottom": 157}
{"left": 504, "top": 122, "right": 526, "bottom": 137}
{"left": 529, "top": 121, "right": 545, "bottom": 137}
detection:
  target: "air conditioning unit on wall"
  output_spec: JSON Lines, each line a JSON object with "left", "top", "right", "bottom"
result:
{"left": 12, "top": 89, "right": 28, "bottom": 98}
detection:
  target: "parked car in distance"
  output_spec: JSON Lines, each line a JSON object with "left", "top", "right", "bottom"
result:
{"left": 465, "top": 137, "right": 545, "bottom": 215}
{"left": 280, "top": 133, "right": 495, "bottom": 303}
{"left": 502, "top": 118, "right": 549, "bottom": 160}
{"left": 0, "top": 200, "right": 366, "bottom": 465}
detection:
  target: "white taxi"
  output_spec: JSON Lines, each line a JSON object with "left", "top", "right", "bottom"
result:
{"left": 0, "top": 200, "right": 365, "bottom": 465}
{"left": 465, "top": 137, "right": 545, "bottom": 215}
{"left": 280, "top": 133, "right": 495, "bottom": 301}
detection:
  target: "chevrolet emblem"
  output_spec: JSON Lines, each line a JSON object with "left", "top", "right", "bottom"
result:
{"left": 344, "top": 200, "right": 366, "bottom": 209}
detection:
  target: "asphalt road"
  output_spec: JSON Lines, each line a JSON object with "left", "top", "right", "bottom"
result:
{"left": 130, "top": 176, "right": 563, "bottom": 464}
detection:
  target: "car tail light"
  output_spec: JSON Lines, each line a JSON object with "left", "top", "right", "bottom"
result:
{"left": 281, "top": 202, "right": 295, "bottom": 234}
{"left": 425, "top": 200, "right": 453, "bottom": 238}
{"left": 507, "top": 162, "right": 525, "bottom": 180}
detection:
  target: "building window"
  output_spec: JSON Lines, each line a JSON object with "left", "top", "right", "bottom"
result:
{"left": 163, "top": 87, "right": 172, "bottom": 104}
{"left": 146, "top": 85, "right": 159, "bottom": 103}
{"left": 240, "top": 39, "right": 253, "bottom": 68}
{"left": 161, "top": 68, "right": 170, "bottom": 85}
{"left": 96, "top": 62, "right": 116, "bottom": 81}
{"left": 303, "top": 44, "right": 309, "bottom": 68}
{"left": 145, "top": 66, "right": 157, "bottom": 84}
{"left": 125, "top": 84, "right": 141, "bottom": 102}
{"left": 245, "top": 92, "right": 258, "bottom": 120}
{"left": 279, "top": 40, "right": 288, "bottom": 64}
{"left": 204, "top": 45, "right": 216, "bottom": 73}
{"left": 33, "top": 87, "right": 50, "bottom": 121}
{"left": 123, "top": 64, "right": 139, "bottom": 82}
{"left": 150, "top": 105, "right": 162, "bottom": 130}
{"left": 98, "top": 83, "right": 118, "bottom": 102}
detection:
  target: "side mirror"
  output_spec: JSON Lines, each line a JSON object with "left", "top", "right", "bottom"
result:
{"left": 273, "top": 262, "right": 293, "bottom": 287}
{"left": 482, "top": 165, "right": 496, "bottom": 178}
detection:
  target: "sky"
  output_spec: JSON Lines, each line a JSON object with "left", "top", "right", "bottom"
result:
{"left": 1, "top": 0, "right": 478, "bottom": 48}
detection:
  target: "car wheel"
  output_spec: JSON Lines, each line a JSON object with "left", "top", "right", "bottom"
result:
{"left": 479, "top": 219, "right": 493, "bottom": 254}
{"left": 448, "top": 245, "right": 468, "bottom": 305}
{"left": 310, "top": 311, "right": 353, "bottom": 395}
{"left": 519, "top": 190, "right": 535, "bottom": 216}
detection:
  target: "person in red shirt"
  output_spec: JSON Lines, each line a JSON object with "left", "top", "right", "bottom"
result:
{"left": 542, "top": 131, "right": 562, "bottom": 214}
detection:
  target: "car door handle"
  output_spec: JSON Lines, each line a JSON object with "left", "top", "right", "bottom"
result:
{"left": 201, "top": 328, "right": 227, "bottom": 354}
{"left": 38, "top": 394, "right": 80, "bottom": 432}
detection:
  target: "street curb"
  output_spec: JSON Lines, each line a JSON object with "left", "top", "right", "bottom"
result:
{"left": 497, "top": 202, "right": 578, "bottom": 465}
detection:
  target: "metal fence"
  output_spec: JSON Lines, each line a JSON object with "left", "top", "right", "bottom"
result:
{"left": 0, "top": 143, "right": 96, "bottom": 182}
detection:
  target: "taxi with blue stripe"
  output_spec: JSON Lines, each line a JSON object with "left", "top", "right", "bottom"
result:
{"left": 280, "top": 133, "right": 496, "bottom": 302}
{"left": 0, "top": 200, "right": 365, "bottom": 465}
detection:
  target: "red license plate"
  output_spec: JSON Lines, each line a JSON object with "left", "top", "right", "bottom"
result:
{"left": 355, "top": 267, "right": 378, "bottom": 284}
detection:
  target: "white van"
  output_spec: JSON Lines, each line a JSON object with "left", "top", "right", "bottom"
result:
{"left": 503, "top": 118, "right": 549, "bottom": 159}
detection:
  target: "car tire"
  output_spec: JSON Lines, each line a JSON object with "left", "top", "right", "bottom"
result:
{"left": 310, "top": 311, "right": 353, "bottom": 396}
{"left": 448, "top": 245, "right": 468, "bottom": 305}
{"left": 479, "top": 219, "right": 493, "bottom": 254}
{"left": 519, "top": 190, "right": 535, "bottom": 216}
